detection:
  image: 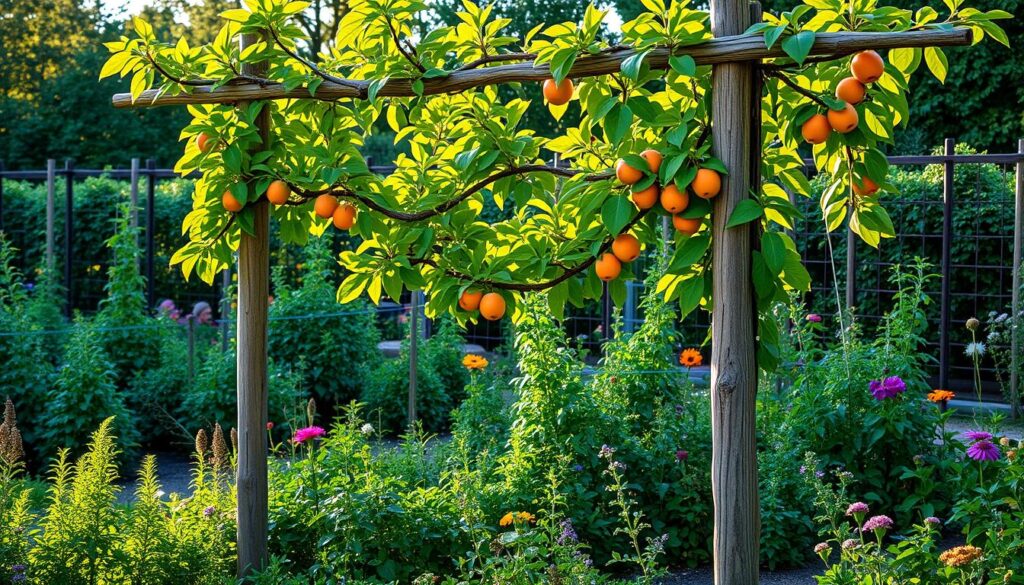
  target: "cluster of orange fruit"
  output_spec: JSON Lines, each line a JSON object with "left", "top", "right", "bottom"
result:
{"left": 200, "top": 133, "right": 358, "bottom": 231}
{"left": 458, "top": 290, "right": 507, "bottom": 321}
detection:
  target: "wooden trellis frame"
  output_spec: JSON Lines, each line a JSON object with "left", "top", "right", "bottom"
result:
{"left": 109, "top": 3, "right": 973, "bottom": 582}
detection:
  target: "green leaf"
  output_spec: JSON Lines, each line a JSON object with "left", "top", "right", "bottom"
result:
{"left": 620, "top": 49, "right": 651, "bottom": 80}
{"left": 678, "top": 275, "right": 703, "bottom": 317}
{"left": 604, "top": 103, "right": 634, "bottom": 145}
{"left": 600, "top": 196, "right": 634, "bottom": 235}
{"left": 669, "top": 234, "right": 710, "bottom": 273}
{"left": 668, "top": 55, "right": 696, "bottom": 76}
{"left": 764, "top": 25, "right": 787, "bottom": 49}
{"left": 725, "top": 199, "right": 763, "bottom": 228}
{"left": 889, "top": 47, "right": 920, "bottom": 75}
{"left": 924, "top": 47, "right": 948, "bottom": 83}
{"left": 781, "top": 31, "right": 815, "bottom": 65}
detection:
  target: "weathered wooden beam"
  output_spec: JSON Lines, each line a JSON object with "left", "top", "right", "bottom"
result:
{"left": 112, "top": 28, "right": 972, "bottom": 108}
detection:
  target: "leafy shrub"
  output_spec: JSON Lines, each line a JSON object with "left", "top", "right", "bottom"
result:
{"left": 37, "top": 318, "right": 139, "bottom": 465}
{"left": 269, "top": 239, "right": 379, "bottom": 412}
{"left": 362, "top": 338, "right": 451, "bottom": 434}
{"left": 421, "top": 316, "right": 469, "bottom": 403}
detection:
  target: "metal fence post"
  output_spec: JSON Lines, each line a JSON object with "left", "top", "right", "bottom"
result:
{"left": 938, "top": 138, "right": 955, "bottom": 391}
{"left": 46, "top": 160, "right": 56, "bottom": 274}
{"left": 130, "top": 158, "right": 140, "bottom": 233}
{"left": 408, "top": 290, "right": 420, "bottom": 427}
{"left": 187, "top": 317, "right": 196, "bottom": 382}
{"left": 145, "top": 159, "right": 156, "bottom": 310}
{"left": 63, "top": 159, "right": 74, "bottom": 317}
{"left": 0, "top": 161, "right": 5, "bottom": 231}
{"left": 1012, "top": 138, "right": 1024, "bottom": 418}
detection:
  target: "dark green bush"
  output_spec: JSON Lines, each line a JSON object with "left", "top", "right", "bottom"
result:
{"left": 362, "top": 339, "right": 451, "bottom": 434}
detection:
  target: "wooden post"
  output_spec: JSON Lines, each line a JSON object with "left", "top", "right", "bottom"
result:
{"left": 938, "top": 138, "right": 954, "bottom": 391}
{"left": 1011, "top": 138, "right": 1024, "bottom": 419}
{"left": 46, "top": 160, "right": 56, "bottom": 274}
{"left": 709, "top": 0, "right": 760, "bottom": 582}
{"left": 235, "top": 29, "right": 271, "bottom": 578}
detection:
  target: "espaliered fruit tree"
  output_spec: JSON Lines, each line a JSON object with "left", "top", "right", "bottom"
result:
{"left": 102, "top": 0, "right": 1008, "bottom": 582}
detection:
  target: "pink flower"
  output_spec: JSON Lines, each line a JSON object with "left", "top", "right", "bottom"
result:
{"left": 806, "top": 314, "right": 822, "bottom": 323}
{"left": 293, "top": 426, "right": 326, "bottom": 444}
{"left": 962, "top": 430, "right": 992, "bottom": 442}
{"left": 675, "top": 450, "right": 689, "bottom": 462}
{"left": 966, "top": 440, "right": 1001, "bottom": 461}
{"left": 266, "top": 422, "right": 274, "bottom": 431}
{"left": 845, "top": 502, "right": 869, "bottom": 517}
{"left": 869, "top": 376, "right": 906, "bottom": 400}
{"left": 862, "top": 515, "right": 894, "bottom": 533}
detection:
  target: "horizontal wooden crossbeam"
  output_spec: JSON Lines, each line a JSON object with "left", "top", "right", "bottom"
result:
{"left": 112, "top": 28, "right": 971, "bottom": 109}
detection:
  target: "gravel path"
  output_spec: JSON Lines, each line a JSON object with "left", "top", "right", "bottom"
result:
{"left": 660, "top": 566, "right": 818, "bottom": 584}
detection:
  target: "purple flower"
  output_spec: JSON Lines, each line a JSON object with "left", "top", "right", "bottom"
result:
{"left": 675, "top": 450, "right": 688, "bottom": 462}
{"left": 815, "top": 470, "right": 825, "bottom": 479}
{"left": 862, "top": 515, "right": 894, "bottom": 533}
{"left": 870, "top": 376, "right": 907, "bottom": 400}
{"left": 203, "top": 505, "right": 216, "bottom": 518}
{"left": 962, "top": 430, "right": 993, "bottom": 442}
{"left": 674, "top": 404, "right": 684, "bottom": 415}
{"left": 924, "top": 517, "right": 942, "bottom": 526}
{"left": 799, "top": 465, "right": 807, "bottom": 475}
{"left": 571, "top": 464, "right": 584, "bottom": 472}
{"left": 10, "top": 566, "right": 26, "bottom": 574}
{"left": 806, "top": 314, "right": 822, "bottom": 323}
{"left": 846, "top": 502, "right": 869, "bottom": 517}
{"left": 967, "top": 440, "right": 1001, "bottom": 461}
{"left": 557, "top": 519, "right": 578, "bottom": 545}
{"left": 293, "top": 426, "right": 326, "bottom": 444}
{"left": 12, "top": 575, "right": 26, "bottom": 583}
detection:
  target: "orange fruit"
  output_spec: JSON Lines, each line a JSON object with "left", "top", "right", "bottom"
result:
{"left": 853, "top": 176, "right": 879, "bottom": 196}
{"left": 332, "top": 203, "right": 356, "bottom": 229}
{"left": 222, "top": 190, "right": 243, "bottom": 213}
{"left": 801, "top": 113, "right": 832, "bottom": 145}
{"left": 611, "top": 234, "right": 641, "bottom": 263}
{"left": 640, "top": 149, "right": 663, "bottom": 173}
{"left": 479, "top": 293, "right": 506, "bottom": 321}
{"left": 835, "top": 77, "right": 866, "bottom": 105}
{"left": 615, "top": 159, "right": 644, "bottom": 185}
{"left": 542, "top": 78, "right": 574, "bottom": 106}
{"left": 692, "top": 168, "right": 722, "bottom": 199}
{"left": 266, "top": 180, "right": 290, "bottom": 205}
{"left": 673, "top": 214, "right": 701, "bottom": 235}
{"left": 197, "top": 133, "right": 214, "bottom": 153}
{"left": 314, "top": 194, "right": 339, "bottom": 219}
{"left": 631, "top": 184, "right": 659, "bottom": 209}
{"left": 459, "top": 290, "right": 483, "bottom": 311}
{"left": 595, "top": 253, "right": 622, "bottom": 282}
{"left": 851, "top": 50, "right": 884, "bottom": 84}
{"left": 827, "top": 103, "right": 859, "bottom": 134}
{"left": 660, "top": 184, "right": 690, "bottom": 213}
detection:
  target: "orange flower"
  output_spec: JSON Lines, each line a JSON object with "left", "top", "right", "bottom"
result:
{"left": 679, "top": 348, "right": 703, "bottom": 368}
{"left": 462, "top": 354, "right": 489, "bottom": 370}
{"left": 927, "top": 389, "right": 955, "bottom": 403}
{"left": 517, "top": 511, "right": 535, "bottom": 522}
{"left": 499, "top": 512, "right": 515, "bottom": 527}
{"left": 939, "top": 545, "right": 982, "bottom": 567}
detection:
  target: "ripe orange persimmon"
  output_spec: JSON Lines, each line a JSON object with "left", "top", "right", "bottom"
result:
{"left": 673, "top": 214, "right": 701, "bottom": 235}
{"left": 631, "top": 184, "right": 659, "bottom": 209}
{"left": 640, "top": 149, "right": 663, "bottom": 173}
{"left": 611, "top": 234, "right": 641, "bottom": 263}
{"left": 222, "top": 190, "right": 243, "bottom": 213}
{"left": 197, "top": 133, "right": 214, "bottom": 153}
{"left": 314, "top": 194, "right": 339, "bottom": 219}
{"left": 692, "top": 168, "right": 721, "bottom": 199}
{"left": 851, "top": 50, "right": 884, "bottom": 84}
{"left": 801, "top": 114, "right": 832, "bottom": 145}
{"left": 459, "top": 289, "right": 483, "bottom": 311}
{"left": 333, "top": 203, "right": 356, "bottom": 229}
{"left": 595, "top": 253, "right": 622, "bottom": 282}
{"left": 827, "top": 103, "right": 859, "bottom": 134}
{"left": 542, "top": 78, "right": 574, "bottom": 106}
{"left": 615, "top": 159, "right": 644, "bottom": 185}
{"left": 479, "top": 293, "right": 506, "bottom": 321}
{"left": 853, "top": 176, "right": 879, "bottom": 196}
{"left": 660, "top": 184, "right": 689, "bottom": 213}
{"left": 266, "top": 180, "right": 290, "bottom": 205}
{"left": 835, "top": 77, "right": 866, "bottom": 105}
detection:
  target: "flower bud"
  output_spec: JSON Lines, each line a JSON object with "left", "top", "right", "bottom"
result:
{"left": 966, "top": 317, "right": 980, "bottom": 331}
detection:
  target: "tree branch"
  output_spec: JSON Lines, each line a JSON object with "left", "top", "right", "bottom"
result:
{"left": 765, "top": 70, "right": 830, "bottom": 108}
{"left": 456, "top": 52, "right": 537, "bottom": 71}
{"left": 385, "top": 16, "right": 426, "bottom": 73}
{"left": 267, "top": 26, "right": 367, "bottom": 96}
{"left": 113, "top": 29, "right": 973, "bottom": 108}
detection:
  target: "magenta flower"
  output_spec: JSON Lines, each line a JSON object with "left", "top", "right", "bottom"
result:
{"left": 806, "top": 314, "right": 822, "bottom": 323}
{"left": 676, "top": 450, "right": 689, "bottom": 462}
{"left": 862, "top": 515, "right": 894, "bottom": 533}
{"left": 869, "top": 376, "right": 907, "bottom": 400}
{"left": 962, "top": 430, "right": 993, "bottom": 442}
{"left": 846, "top": 502, "right": 869, "bottom": 517}
{"left": 966, "top": 440, "right": 1001, "bottom": 461}
{"left": 924, "top": 517, "right": 942, "bottom": 526}
{"left": 293, "top": 426, "right": 326, "bottom": 444}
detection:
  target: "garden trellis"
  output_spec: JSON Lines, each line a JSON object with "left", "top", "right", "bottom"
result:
{"left": 101, "top": 0, "right": 1006, "bottom": 582}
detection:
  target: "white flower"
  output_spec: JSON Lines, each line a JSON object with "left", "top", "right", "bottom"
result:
{"left": 996, "top": 313, "right": 1009, "bottom": 323}
{"left": 988, "top": 331, "right": 1000, "bottom": 342}
{"left": 360, "top": 423, "right": 374, "bottom": 435}
{"left": 965, "top": 342, "right": 987, "bottom": 358}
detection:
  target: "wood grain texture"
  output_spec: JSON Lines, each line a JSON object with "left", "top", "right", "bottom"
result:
{"left": 709, "top": 2, "right": 760, "bottom": 584}
{"left": 112, "top": 29, "right": 972, "bottom": 108}
{"left": 235, "top": 30, "right": 271, "bottom": 578}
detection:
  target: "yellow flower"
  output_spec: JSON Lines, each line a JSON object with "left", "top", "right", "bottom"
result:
{"left": 927, "top": 389, "right": 955, "bottom": 403}
{"left": 517, "top": 511, "right": 535, "bottom": 523}
{"left": 499, "top": 512, "right": 515, "bottom": 527}
{"left": 462, "top": 354, "right": 489, "bottom": 370}
{"left": 679, "top": 348, "right": 703, "bottom": 368}
{"left": 939, "top": 545, "right": 983, "bottom": 567}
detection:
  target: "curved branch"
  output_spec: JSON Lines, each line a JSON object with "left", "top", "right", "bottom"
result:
{"left": 423, "top": 207, "right": 655, "bottom": 292}
{"left": 456, "top": 52, "right": 537, "bottom": 71}
{"left": 267, "top": 26, "right": 367, "bottom": 96}
{"left": 289, "top": 165, "right": 612, "bottom": 221}
{"left": 385, "top": 16, "right": 426, "bottom": 73}
{"left": 766, "top": 70, "right": 830, "bottom": 109}
{"left": 145, "top": 52, "right": 216, "bottom": 87}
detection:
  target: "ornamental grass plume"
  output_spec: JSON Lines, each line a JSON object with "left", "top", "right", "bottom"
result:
{"left": 679, "top": 348, "right": 702, "bottom": 367}
{"left": 211, "top": 423, "right": 229, "bottom": 470}
{"left": 195, "top": 428, "right": 209, "bottom": 460}
{"left": 939, "top": 545, "right": 983, "bottom": 567}
{"left": 306, "top": 398, "right": 317, "bottom": 426}
{"left": 0, "top": 397, "right": 24, "bottom": 466}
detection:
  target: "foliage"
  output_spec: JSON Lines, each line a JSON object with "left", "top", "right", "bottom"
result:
{"left": 361, "top": 337, "right": 452, "bottom": 434}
